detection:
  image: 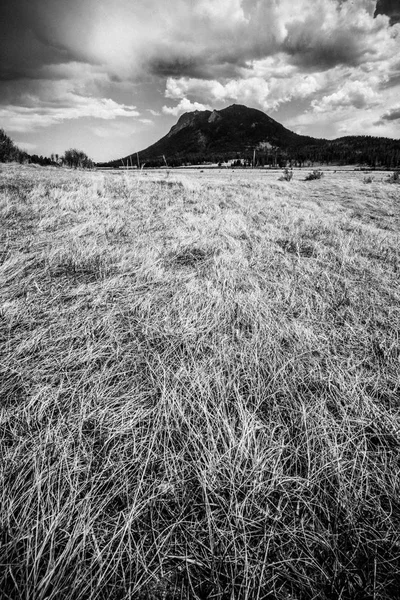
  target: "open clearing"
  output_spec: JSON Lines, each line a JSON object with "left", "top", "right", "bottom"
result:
{"left": 1, "top": 164, "right": 400, "bottom": 599}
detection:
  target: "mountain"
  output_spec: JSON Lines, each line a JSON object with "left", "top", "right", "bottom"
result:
{"left": 104, "top": 104, "right": 323, "bottom": 167}
{"left": 101, "top": 104, "right": 400, "bottom": 169}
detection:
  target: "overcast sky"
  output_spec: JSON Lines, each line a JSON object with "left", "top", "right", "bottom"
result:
{"left": 1, "top": 0, "right": 399, "bottom": 161}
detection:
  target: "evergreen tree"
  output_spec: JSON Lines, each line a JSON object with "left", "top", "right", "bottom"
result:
{"left": 0, "top": 129, "right": 21, "bottom": 162}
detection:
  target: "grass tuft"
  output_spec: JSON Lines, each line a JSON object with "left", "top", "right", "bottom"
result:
{"left": 305, "top": 169, "right": 324, "bottom": 181}
{"left": 171, "top": 246, "right": 215, "bottom": 268}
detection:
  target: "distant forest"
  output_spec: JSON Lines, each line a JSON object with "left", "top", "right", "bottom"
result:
{"left": 137, "top": 137, "right": 400, "bottom": 169}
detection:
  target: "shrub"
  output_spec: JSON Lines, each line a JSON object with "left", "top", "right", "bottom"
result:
{"left": 281, "top": 167, "right": 293, "bottom": 181}
{"left": 305, "top": 169, "right": 324, "bottom": 181}
{"left": 62, "top": 148, "right": 94, "bottom": 169}
{"left": 363, "top": 175, "right": 374, "bottom": 184}
{"left": 387, "top": 170, "right": 399, "bottom": 183}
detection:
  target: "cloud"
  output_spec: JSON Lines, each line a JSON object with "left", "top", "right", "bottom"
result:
{"left": 282, "top": 0, "right": 393, "bottom": 70}
{"left": 2, "top": 0, "right": 397, "bottom": 83}
{"left": 0, "top": 57, "right": 141, "bottom": 133}
{"left": 163, "top": 70, "right": 324, "bottom": 113}
{"left": 91, "top": 121, "right": 141, "bottom": 139}
{"left": 311, "top": 80, "right": 381, "bottom": 112}
{"left": 378, "top": 105, "right": 400, "bottom": 121}
{"left": 375, "top": 0, "right": 400, "bottom": 24}
{"left": 290, "top": 79, "right": 400, "bottom": 139}
{"left": 162, "top": 98, "right": 212, "bottom": 116}
{"left": 0, "top": 95, "right": 140, "bottom": 133}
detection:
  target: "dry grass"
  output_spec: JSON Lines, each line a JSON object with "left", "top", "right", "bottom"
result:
{"left": 1, "top": 163, "right": 400, "bottom": 600}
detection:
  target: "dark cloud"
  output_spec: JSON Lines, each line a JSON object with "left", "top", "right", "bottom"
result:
{"left": 380, "top": 106, "right": 400, "bottom": 120}
{"left": 149, "top": 54, "right": 246, "bottom": 80}
{"left": 374, "top": 0, "right": 400, "bottom": 24}
{"left": 282, "top": 2, "right": 392, "bottom": 72}
{"left": 148, "top": 56, "right": 201, "bottom": 78}
{"left": 284, "top": 25, "right": 365, "bottom": 70}
{"left": 0, "top": 0, "right": 80, "bottom": 81}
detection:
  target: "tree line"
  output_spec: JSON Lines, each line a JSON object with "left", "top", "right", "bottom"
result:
{"left": 0, "top": 129, "right": 94, "bottom": 168}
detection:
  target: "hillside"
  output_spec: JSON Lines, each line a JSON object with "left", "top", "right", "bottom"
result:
{"left": 102, "top": 104, "right": 400, "bottom": 169}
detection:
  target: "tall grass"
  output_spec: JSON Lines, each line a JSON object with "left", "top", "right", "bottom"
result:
{"left": 1, "top": 164, "right": 400, "bottom": 599}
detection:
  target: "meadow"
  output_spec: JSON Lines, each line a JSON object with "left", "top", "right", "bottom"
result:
{"left": 1, "top": 163, "right": 400, "bottom": 599}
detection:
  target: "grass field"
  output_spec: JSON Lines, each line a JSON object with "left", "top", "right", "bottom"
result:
{"left": 1, "top": 163, "right": 400, "bottom": 599}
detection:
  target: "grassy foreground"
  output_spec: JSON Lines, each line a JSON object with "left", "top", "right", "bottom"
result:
{"left": 1, "top": 164, "right": 400, "bottom": 599}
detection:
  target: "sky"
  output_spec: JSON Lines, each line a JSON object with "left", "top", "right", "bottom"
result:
{"left": 0, "top": 0, "right": 399, "bottom": 162}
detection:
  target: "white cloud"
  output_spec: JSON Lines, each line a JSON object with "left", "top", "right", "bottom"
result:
{"left": 0, "top": 97, "right": 140, "bottom": 133}
{"left": 0, "top": 59, "right": 141, "bottom": 134}
{"left": 194, "top": 0, "right": 246, "bottom": 24}
{"left": 92, "top": 121, "right": 139, "bottom": 138}
{"left": 163, "top": 70, "right": 322, "bottom": 113}
{"left": 289, "top": 80, "right": 400, "bottom": 139}
{"left": 311, "top": 80, "right": 381, "bottom": 113}
{"left": 162, "top": 98, "right": 213, "bottom": 116}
